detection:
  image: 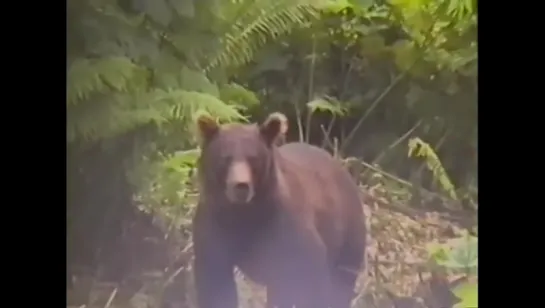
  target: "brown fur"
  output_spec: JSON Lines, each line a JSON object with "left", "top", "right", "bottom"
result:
{"left": 269, "top": 112, "right": 288, "bottom": 146}
{"left": 193, "top": 113, "right": 366, "bottom": 308}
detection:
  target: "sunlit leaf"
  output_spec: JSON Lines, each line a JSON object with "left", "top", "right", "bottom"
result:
{"left": 307, "top": 97, "right": 347, "bottom": 115}
{"left": 219, "top": 83, "right": 260, "bottom": 108}
{"left": 446, "top": 235, "right": 478, "bottom": 271}
{"left": 452, "top": 280, "right": 478, "bottom": 308}
{"left": 164, "top": 149, "right": 201, "bottom": 171}
{"left": 322, "top": 0, "right": 353, "bottom": 13}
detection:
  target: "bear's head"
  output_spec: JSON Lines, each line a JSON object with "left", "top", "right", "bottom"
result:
{"left": 196, "top": 112, "right": 288, "bottom": 205}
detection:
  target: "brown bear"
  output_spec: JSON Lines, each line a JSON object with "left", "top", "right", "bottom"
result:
{"left": 192, "top": 112, "right": 366, "bottom": 308}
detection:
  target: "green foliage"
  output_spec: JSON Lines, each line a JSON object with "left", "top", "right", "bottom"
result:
{"left": 204, "top": 0, "right": 331, "bottom": 72}
{"left": 408, "top": 137, "right": 458, "bottom": 200}
{"left": 427, "top": 232, "right": 477, "bottom": 274}
{"left": 452, "top": 280, "right": 478, "bottom": 308}
{"left": 306, "top": 96, "right": 348, "bottom": 115}
{"left": 238, "top": 0, "right": 477, "bottom": 191}
{"left": 131, "top": 149, "right": 201, "bottom": 231}
{"left": 67, "top": 0, "right": 478, "bottom": 306}
{"left": 220, "top": 83, "right": 261, "bottom": 109}
{"left": 389, "top": 0, "right": 477, "bottom": 72}
{"left": 67, "top": 0, "right": 330, "bottom": 145}
{"left": 66, "top": 87, "right": 244, "bottom": 143}
{"left": 427, "top": 232, "right": 478, "bottom": 308}
{"left": 67, "top": 56, "right": 149, "bottom": 106}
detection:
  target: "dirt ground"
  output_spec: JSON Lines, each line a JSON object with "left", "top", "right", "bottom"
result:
{"left": 67, "top": 185, "right": 477, "bottom": 308}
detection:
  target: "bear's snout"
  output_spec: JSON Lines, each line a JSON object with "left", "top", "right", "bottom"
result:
{"left": 233, "top": 182, "right": 250, "bottom": 201}
{"left": 226, "top": 161, "right": 255, "bottom": 204}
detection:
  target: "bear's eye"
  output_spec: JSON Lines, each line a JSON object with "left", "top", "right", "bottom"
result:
{"left": 216, "top": 155, "right": 233, "bottom": 173}
{"left": 219, "top": 154, "right": 234, "bottom": 163}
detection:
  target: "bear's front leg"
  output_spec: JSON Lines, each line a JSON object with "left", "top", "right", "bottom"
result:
{"left": 267, "top": 223, "right": 332, "bottom": 308}
{"left": 193, "top": 213, "right": 238, "bottom": 308}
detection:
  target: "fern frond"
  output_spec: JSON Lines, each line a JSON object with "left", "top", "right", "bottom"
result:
{"left": 408, "top": 137, "right": 458, "bottom": 200}
{"left": 152, "top": 89, "right": 246, "bottom": 121}
{"left": 219, "top": 83, "right": 260, "bottom": 108}
{"left": 67, "top": 89, "right": 245, "bottom": 143}
{"left": 204, "top": 0, "right": 328, "bottom": 72}
{"left": 67, "top": 93, "right": 162, "bottom": 143}
{"left": 67, "top": 56, "right": 148, "bottom": 105}
{"left": 306, "top": 97, "right": 348, "bottom": 116}
{"left": 178, "top": 67, "right": 220, "bottom": 97}
{"left": 151, "top": 62, "right": 222, "bottom": 96}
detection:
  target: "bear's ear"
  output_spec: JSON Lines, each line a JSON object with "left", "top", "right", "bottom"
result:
{"left": 196, "top": 114, "right": 220, "bottom": 143}
{"left": 260, "top": 112, "right": 288, "bottom": 146}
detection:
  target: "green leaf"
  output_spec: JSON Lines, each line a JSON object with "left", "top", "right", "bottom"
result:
{"left": 179, "top": 67, "right": 220, "bottom": 97}
{"left": 452, "top": 281, "right": 478, "bottom": 308}
{"left": 322, "top": 0, "right": 353, "bottom": 13}
{"left": 219, "top": 83, "right": 260, "bottom": 108}
{"left": 389, "top": 0, "right": 431, "bottom": 14}
{"left": 135, "top": 0, "right": 173, "bottom": 26}
{"left": 67, "top": 57, "right": 148, "bottom": 105}
{"left": 169, "top": 0, "right": 195, "bottom": 18}
{"left": 151, "top": 89, "right": 246, "bottom": 122}
{"left": 164, "top": 149, "right": 201, "bottom": 171}
{"left": 447, "top": 235, "right": 478, "bottom": 271}
{"left": 349, "top": 0, "right": 375, "bottom": 9}
{"left": 204, "top": 0, "right": 327, "bottom": 72}
{"left": 307, "top": 97, "right": 347, "bottom": 116}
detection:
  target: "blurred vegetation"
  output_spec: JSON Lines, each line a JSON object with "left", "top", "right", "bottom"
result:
{"left": 66, "top": 0, "right": 477, "bottom": 307}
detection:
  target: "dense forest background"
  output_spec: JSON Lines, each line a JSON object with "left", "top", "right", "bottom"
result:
{"left": 66, "top": 0, "right": 477, "bottom": 307}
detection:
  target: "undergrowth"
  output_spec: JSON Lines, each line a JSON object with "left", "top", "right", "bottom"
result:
{"left": 67, "top": 109, "right": 477, "bottom": 308}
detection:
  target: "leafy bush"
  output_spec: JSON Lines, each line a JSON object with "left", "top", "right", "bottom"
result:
{"left": 427, "top": 232, "right": 478, "bottom": 308}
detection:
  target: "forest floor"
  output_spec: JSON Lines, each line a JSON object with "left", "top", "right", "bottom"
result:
{"left": 234, "top": 186, "right": 477, "bottom": 308}
{"left": 67, "top": 183, "right": 477, "bottom": 308}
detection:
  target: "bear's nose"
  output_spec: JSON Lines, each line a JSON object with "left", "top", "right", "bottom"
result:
{"left": 234, "top": 182, "right": 249, "bottom": 194}
{"left": 233, "top": 182, "right": 250, "bottom": 200}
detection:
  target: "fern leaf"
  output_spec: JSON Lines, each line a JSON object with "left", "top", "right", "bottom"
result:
{"left": 408, "top": 137, "right": 458, "bottom": 200}
{"left": 67, "top": 89, "right": 245, "bottom": 143}
{"left": 67, "top": 56, "right": 148, "bottom": 105}
{"left": 67, "top": 93, "right": 163, "bottom": 143}
{"left": 150, "top": 89, "right": 246, "bottom": 121}
{"left": 219, "top": 83, "right": 260, "bottom": 109}
{"left": 204, "top": 0, "right": 328, "bottom": 72}
{"left": 179, "top": 67, "right": 220, "bottom": 97}
{"left": 307, "top": 97, "right": 347, "bottom": 116}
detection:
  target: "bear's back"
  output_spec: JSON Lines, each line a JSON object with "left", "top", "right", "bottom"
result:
{"left": 275, "top": 142, "right": 364, "bottom": 258}
{"left": 277, "top": 142, "right": 360, "bottom": 197}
